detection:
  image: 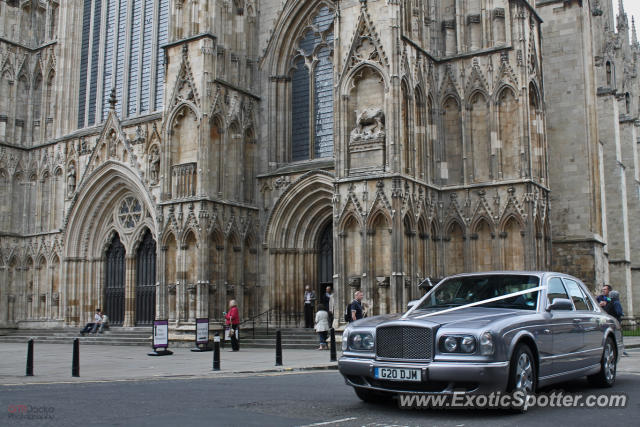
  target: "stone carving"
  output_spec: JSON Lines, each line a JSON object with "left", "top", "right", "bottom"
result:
{"left": 66, "top": 162, "right": 76, "bottom": 196}
{"left": 376, "top": 276, "right": 390, "bottom": 288}
{"left": 350, "top": 108, "right": 385, "bottom": 143}
{"left": 348, "top": 277, "right": 361, "bottom": 288}
{"left": 149, "top": 147, "right": 160, "bottom": 185}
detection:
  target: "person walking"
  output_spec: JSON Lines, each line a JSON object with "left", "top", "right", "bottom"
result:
{"left": 225, "top": 300, "right": 240, "bottom": 351}
{"left": 304, "top": 286, "right": 316, "bottom": 328}
{"left": 607, "top": 290, "right": 629, "bottom": 356}
{"left": 597, "top": 284, "right": 612, "bottom": 308}
{"left": 324, "top": 286, "right": 335, "bottom": 327}
{"left": 349, "top": 291, "right": 364, "bottom": 323}
{"left": 315, "top": 304, "right": 330, "bottom": 350}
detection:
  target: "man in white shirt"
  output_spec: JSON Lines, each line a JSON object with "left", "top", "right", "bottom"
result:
{"left": 98, "top": 313, "right": 109, "bottom": 333}
{"left": 80, "top": 308, "right": 102, "bottom": 335}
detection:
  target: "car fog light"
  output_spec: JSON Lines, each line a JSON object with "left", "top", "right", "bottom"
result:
{"left": 480, "top": 332, "right": 494, "bottom": 355}
{"left": 444, "top": 336, "right": 458, "bottom": 352}
{"left": 461, "top": 336, "right": 476, "bottom": 353}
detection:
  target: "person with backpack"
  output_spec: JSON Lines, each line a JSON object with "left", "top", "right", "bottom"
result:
{"left": 605, "top": 290, "right": 629, "bottom": 357}
{"left": 345, "top": 291, "right": 364, "bottom": 323}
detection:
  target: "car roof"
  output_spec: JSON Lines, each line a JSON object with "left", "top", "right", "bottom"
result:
{"left": 442, "top": 271, "right": 583, "bottom": 282}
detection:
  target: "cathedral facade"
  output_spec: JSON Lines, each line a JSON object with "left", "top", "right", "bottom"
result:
{"left": 0, "top": 0, "right": 636, "bottom": 330}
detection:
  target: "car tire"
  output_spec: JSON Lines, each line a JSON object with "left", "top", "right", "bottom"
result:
{"left": 353, "top": 387, "right": 391, "bottom": 404}
{"left": 587, "top": 336, "right": 617, "bottom": 388}
{"left": 506, "top": 343, "right": 537, "bottom": 412}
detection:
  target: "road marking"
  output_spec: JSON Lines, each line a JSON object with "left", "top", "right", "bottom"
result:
{"left": 297, "top": 418, "right": 357, "bottom": 427}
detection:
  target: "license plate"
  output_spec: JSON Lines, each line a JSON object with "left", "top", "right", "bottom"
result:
{"left": 374, "top": 367, "right": 421, "bottom": 382}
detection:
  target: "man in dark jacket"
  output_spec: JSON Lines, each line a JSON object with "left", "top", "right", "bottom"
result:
{"left": 349, "top": 291, "right": 364, "bottom": 322}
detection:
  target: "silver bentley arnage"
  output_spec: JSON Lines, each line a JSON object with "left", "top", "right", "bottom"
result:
{"left": 339, "top": 272, "right": 623, "bottom": 403}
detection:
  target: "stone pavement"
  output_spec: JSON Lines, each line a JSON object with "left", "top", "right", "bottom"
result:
{"left": 0, "top": 342, "right": 338, "bottom": 385}
{"left": 1, "top": 337, "right": 638, "bottom": 386}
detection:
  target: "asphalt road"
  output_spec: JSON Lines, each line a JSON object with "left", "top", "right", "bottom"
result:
{"left": 2, "top": 357, "right": 639, "bottom": 427}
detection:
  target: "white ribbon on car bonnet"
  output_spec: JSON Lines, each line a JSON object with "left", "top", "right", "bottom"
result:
{"left": 410, "top": 286, "right": 545, "bottom": 320}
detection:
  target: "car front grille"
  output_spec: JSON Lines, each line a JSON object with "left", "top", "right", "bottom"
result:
{"left": 376, "top": 326, "right": 433, "bottom": 360}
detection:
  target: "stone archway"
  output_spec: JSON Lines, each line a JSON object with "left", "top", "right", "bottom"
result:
{"left": 266, "top": 172, "right": 334, "bottom": 321}
{"left": 316, "top": 220, "right": 333, "bottom": 303}
{"left": 64, "top": 161, "right": 157, "bottom": 326}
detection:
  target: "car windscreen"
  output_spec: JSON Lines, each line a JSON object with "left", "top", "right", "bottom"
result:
{"left": 416, "top": 275, "right": 540, "bottom": 311}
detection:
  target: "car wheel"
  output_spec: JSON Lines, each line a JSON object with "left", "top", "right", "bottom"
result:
{"left": 507, "top": 344, "right": 537, "bottom": 395}
{"left": 587, "top": 336, "right": 617, "bottom": 388}
{"left": 353, "top": 387, "right": 391, "bottom": 404}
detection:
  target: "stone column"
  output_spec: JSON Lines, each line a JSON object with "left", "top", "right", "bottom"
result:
{"left": 187, "top": 283, "right": 197, "bottom": 322}
{"left": 124, "top": 255, "right": 136, "bottom": 327}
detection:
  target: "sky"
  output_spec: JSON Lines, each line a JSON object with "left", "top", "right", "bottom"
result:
{"left": 616, "top": 0, "right": 640, "bottom": 33}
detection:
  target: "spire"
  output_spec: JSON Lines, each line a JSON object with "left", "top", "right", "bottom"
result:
{"left": 633, "top": 17, "right": 638, "bottom": 46}
{"left": 618, "top": 0, "right": 629, "bottom": 32}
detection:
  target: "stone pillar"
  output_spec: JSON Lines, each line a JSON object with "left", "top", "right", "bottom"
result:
{"left": 124, "top": 255, "right": 136, "bottom": 327}
{"left": 187, "top": 283, "right": 197, "bottom": 322}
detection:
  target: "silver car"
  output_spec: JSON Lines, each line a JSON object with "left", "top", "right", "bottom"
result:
{"left": 339, "top": 272, "right": 623, "bottom": 402}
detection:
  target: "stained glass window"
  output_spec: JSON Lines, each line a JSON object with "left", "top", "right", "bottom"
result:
{"left": 290, "top": 6, "right": 334, "bottom": 161}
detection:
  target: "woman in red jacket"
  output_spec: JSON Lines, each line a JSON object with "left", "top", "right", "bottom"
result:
{"left": 225, "top": 300, "right": 240, "bottom": 351}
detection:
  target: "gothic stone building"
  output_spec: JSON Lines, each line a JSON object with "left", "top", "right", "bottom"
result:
{"left": 0, "top": 0, "right": 636, "bottom": 331}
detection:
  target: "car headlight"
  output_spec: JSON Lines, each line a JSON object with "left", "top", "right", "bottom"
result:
{"left": 348, "top": 332, "right": 375, "bottom": 351}
{"left": 479, "top": 332, "right": 494, "bottom": 356}
{"left": 342, "top": 329, "right": 349, "bottom": 351}
{"left": 444, "top": 336, "right": 458, "bottom": 352}
{"left": 440, "top": 335, "right": 476, "bottom": 354}
{"left": 461, "top": 336, "right": 476, "bottom": 353}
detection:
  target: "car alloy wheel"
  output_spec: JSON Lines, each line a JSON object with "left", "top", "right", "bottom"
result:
{"left": 515, "top": 351, "right": 534, "bottom": 393}
{"left": 604, "top": 340, "right": 616, "bottom": 383}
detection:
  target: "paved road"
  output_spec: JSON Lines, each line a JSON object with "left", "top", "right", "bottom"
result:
{"left": 2, "top": 350, "right": 639, "bottom": 427}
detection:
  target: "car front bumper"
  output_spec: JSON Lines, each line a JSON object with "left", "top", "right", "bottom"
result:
{"left": 339, "top": 356, "right": 510, "bottom": 395}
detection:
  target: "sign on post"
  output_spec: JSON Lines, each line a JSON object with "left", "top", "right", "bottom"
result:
{"left": 191, "top": 318, "right": 212, "bottom": 352}
{"left": 148, "top": 319, "right": 173, "bottom": 356}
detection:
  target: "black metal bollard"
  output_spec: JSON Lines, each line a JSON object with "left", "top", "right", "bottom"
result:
{"left": 275, "top": 330, "right": 282, "bottom": 366}
{"left": 72, "top": 338, "right": 80, "bottom": 377}
{"left": 26, "top": 339, "right": 34, "bottom": 376}
{"left": 329, "top": 328, "right": 337, "bottom": 362}
{"left": 213, "top": 333, "right": 221, "bottom": 371}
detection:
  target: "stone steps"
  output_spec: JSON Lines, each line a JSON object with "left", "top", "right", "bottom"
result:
{"left": 0, "top": 327, "right": 322, "bottom": 349}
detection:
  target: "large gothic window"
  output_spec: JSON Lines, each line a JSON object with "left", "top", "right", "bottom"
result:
{"left": 78, "top": 0, "right": 169, "bottom": 128}
{"left": 290, "top": 6, "right": 334, "bottom": 162}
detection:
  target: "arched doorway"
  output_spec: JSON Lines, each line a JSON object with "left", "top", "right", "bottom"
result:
{"left": 104, "top": 233, "right": 126, "bottom": 326}
{"left": 136, "top": 229, "right": 156, "bottom": 325}
{"left": 317, "top": 221, "right": 333, "bottom": 300}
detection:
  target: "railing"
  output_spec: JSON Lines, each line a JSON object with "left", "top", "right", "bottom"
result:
{"left": 238, "top": 309, "right": 306, "bottom": 338}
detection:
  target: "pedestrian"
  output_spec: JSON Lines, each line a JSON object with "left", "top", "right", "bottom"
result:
{"left": 597, "top": 284, "right": 612, "bottom": 308}
{"left": 324, "top": 286, "right": 335, "bottom": 326}
{"left": 607, "top": 291, "right": 630, "bottom": 357}
{"left": 225, "top": 300, "right": 240, "bottom": 351}
{"left": 606, "top": 291, "right": 624, "bottom": 322}
{"left": 304, "top": 285, "right": 316, "bottom": 328}
{"left": 98, "top": 312, "right": 109, "bottom": 333}
{"left": 80, "top": 308, "right": 102, "bottom": 335}
{"left": 315, "top": 304, "right": 330, "bottom": 350}
{"left": 349, "top": 291, "right": 364, "bottom": 323}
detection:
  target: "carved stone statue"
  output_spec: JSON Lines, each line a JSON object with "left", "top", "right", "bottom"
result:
{"left": 150, "top": 147, "right": 160, "bottom": 185}
{"left": 67, "top": 163, "right": 76, "bottom": 196}
{"left": 350, "top": 107, "right": 385, "bottom": 142}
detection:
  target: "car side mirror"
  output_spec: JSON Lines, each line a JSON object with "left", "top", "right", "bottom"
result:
{"left": 546, "top": 298, "right": 574, "bottom": 312}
